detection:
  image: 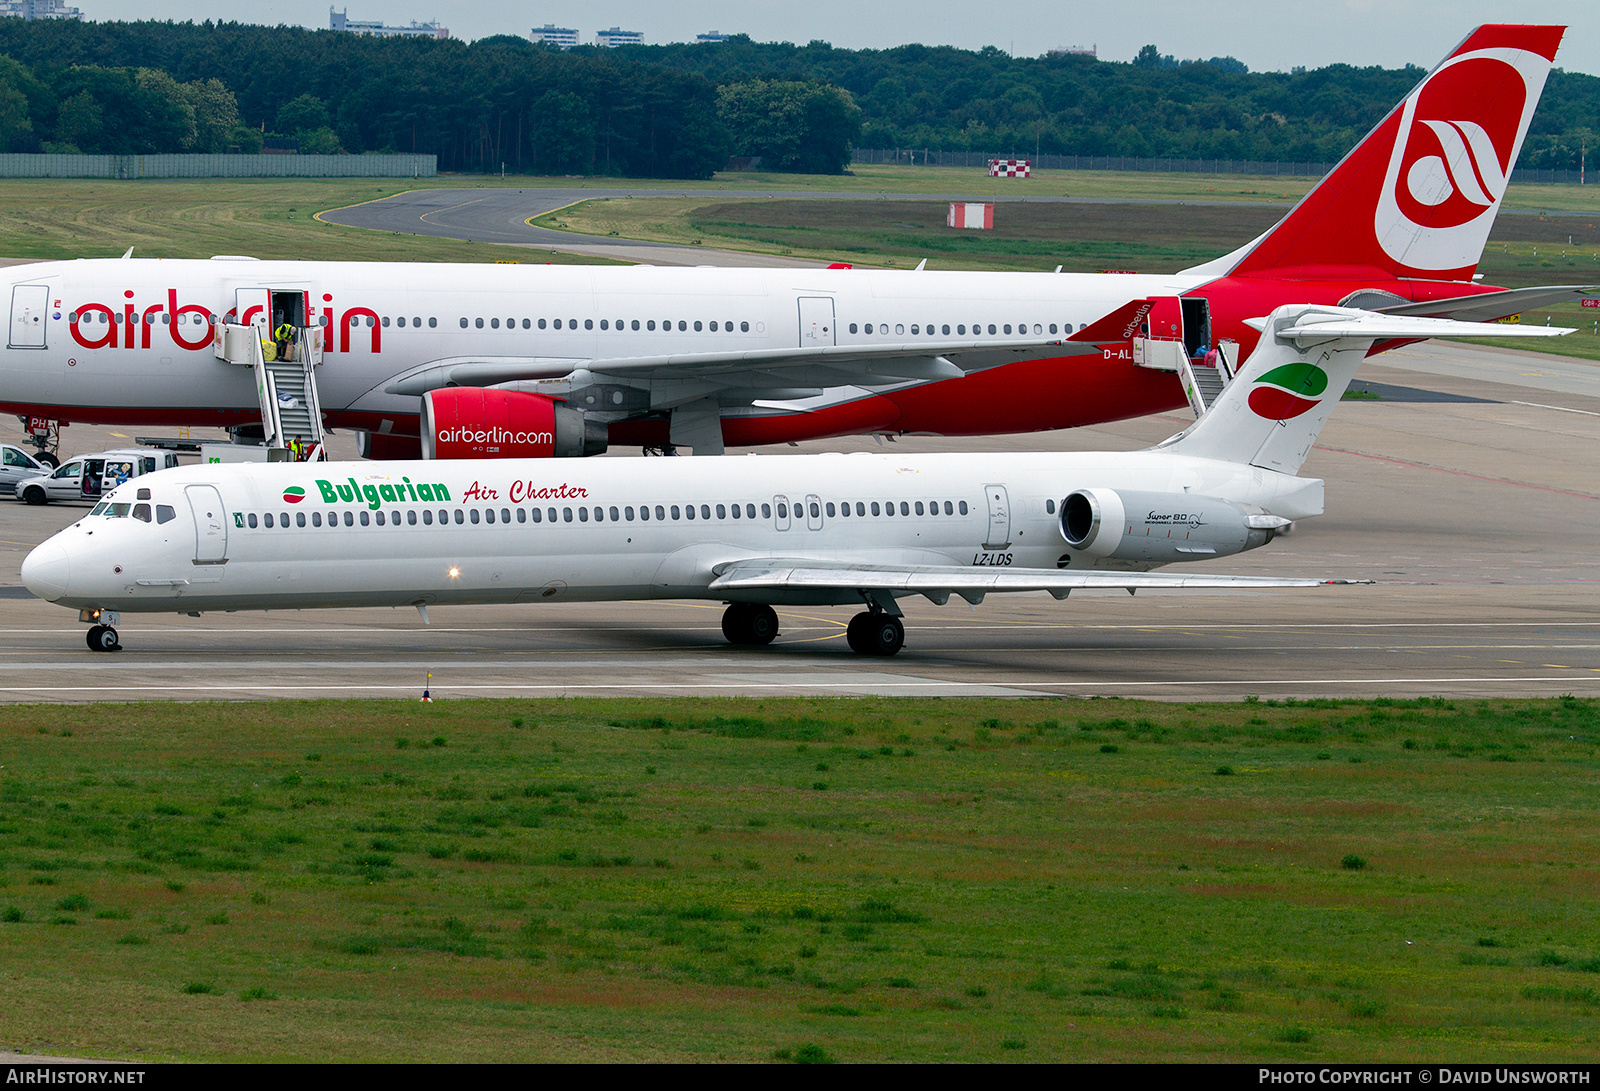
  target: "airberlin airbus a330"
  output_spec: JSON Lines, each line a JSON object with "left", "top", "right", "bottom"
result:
{"left": 0, "top": 25, "right": 1582, "bottom": 461}
{"left": 19, "top": 305, "right": 1571, "bottom": 653}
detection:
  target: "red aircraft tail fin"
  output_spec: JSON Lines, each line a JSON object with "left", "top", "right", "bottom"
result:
{"left": 1216, "top": 25, "right": 1563, "bottom": 284}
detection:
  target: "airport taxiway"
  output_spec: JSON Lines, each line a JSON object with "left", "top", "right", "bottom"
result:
{"left": 2, "top": 341, "right": 1599, "bottom": 702}
{"left": 317, "top": 185, "right": 1582, "bottom": 268}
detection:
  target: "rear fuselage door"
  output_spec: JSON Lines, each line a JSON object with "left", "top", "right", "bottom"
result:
{"left": 982, "top": 484, "right": 1011, "bottom": 550}
{"left": 798, "top": 297, "right": 836, "bottom": 347}
{"left": 1179, "top": 296, "right": 1211, "bottom": 357}
{"left": 187, "top": 484, "right": 228, "bottom": 563}
{"left": 8, "top": 284, "right": 49, "bottom": 348}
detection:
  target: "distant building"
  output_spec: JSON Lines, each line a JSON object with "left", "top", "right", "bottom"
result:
{"left": 530, "top": 23, "right": 579, "bottom": 49}
{"left": 0, "top": 0, "right": 84, "bottom": 19}
{"left": 595, "top": 26, "right": 643, "bottom": 48}
{"left": 1047, "top": 44, "right": 1096, "bottom": 57}
{"left": 329, "top": 7, "right": 449, "bottom": 39}
{"left": 696, "top": 31, "right": 732, "bottom": 44}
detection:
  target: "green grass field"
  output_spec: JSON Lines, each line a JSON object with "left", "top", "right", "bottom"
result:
{"left": 0, "top": 178, "right": 613, "bottom": 264}
{"left": 4, "top": 696, "right": 1600, "bottom": 1062}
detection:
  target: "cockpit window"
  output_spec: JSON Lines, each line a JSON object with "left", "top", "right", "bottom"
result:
{"left": 106, "top": 503, "right": 131, "bottom": 518}
{"left": 132, "top": 504, "right": 152, "bottom": 522}
{"left": 91, "top": 502, "right": 109, "bottom": 516}
{"left": 156, "top": 505, "right": 176, "bottom": 524}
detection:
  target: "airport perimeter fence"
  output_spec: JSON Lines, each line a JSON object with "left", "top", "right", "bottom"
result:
{"left": 850, "top": 148, "right": 1588, "bottom": 184}
{"left": 0, "top": 154, "right": 438, "bottom": 179}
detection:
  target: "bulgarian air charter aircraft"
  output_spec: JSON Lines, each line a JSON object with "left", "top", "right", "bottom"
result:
{"left": 0, "top": 25, "right": 1582, "bottom": 461}
{"left": 20, "top": 305, "right": 1570, "bottom": 653}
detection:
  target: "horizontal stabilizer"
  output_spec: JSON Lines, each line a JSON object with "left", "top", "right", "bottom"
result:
{"left": 1241, "top": 307, "right": 1575, "bottom": 346}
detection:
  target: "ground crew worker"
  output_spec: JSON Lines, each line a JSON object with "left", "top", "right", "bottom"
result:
{"left": 274, "top": 321, "right": 295, "bottom": 362}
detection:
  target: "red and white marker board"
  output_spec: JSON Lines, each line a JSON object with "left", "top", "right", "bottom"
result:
{"left": 947, "top": 202, "right": 994, "bottom": 229}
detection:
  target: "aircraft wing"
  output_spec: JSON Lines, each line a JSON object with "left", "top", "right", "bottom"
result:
{"left": 707, "top": 558, "right": 1362, "bottom": 606}
{"left": 383, "top": 298, "right": 1156, "bottom": 396}
{"left": 385, "top": 339, "right": 1096, "bottom": 395}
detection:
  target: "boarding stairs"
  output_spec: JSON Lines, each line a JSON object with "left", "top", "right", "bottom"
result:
{"left": 1134, "top": 337, "right": 1238, "bottom": 418}
{"left": 214, "top": 323, "right": 328, "bottom": 461}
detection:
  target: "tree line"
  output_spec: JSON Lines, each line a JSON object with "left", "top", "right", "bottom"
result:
{"left": 636, "top": 35, "right": 1599, "bottom": 171}
{"left": 0, "top": 19, "right": 1591, "bottom": 175}
{"left": 0, "top": 20, "right": 731, "bottom": 176}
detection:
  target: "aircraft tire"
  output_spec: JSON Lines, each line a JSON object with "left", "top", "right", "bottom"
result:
{"left": 22, "top": 486, "right": 45, "bottom": 506}
{"left": 845, "top": 613, "right": 871, "bottom": 653}
{"left": 724, "top": 603, "right": 780, "bottom": 646}
{"left": 36, "top": 453, "right": 58, "bottom": 469}
{"left": 746, "top": 604, "right": 778, "bottom": 646}
{"left": 721, "top": 603, "right": 752, "bottom": 644}
{"left": 86, "top": 625, "right": 120, "bottom": 652}
{"left": 847, "top": 612, "right": 904, "bottom": 656}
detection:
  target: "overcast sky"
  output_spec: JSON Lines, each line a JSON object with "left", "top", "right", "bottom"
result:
{"left": 82, "top": 2, "right": 1600, "bottom": 76}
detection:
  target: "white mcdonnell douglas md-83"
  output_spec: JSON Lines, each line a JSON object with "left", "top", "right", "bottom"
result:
{"left": 0, "top": 25, "right": 1586, "bottom": 462}
{"left": 20, "top": 306, "right": 1570, "bottom": 653}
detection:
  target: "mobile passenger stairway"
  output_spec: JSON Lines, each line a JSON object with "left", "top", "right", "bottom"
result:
{"left": 213, "top": 304, "right": 328, "bottom": 462}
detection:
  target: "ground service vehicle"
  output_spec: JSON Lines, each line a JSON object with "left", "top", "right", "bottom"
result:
{"left": 0, "top": 442, "right": 42, "bottom": 494}
{"left": 15, "top": 447, "right": 179, "bottom": 506}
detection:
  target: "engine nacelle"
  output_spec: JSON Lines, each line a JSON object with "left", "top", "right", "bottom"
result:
{"left": 420, "top": 388, "right": 608, "bottom": 459}
{"left": 1059, "top": 487, "right": 1281, "bottom": 563}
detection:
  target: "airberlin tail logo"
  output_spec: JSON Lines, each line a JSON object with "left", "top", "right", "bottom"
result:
{"left": 1373, "top": 44, "right": 1554, "bottom": 272}
{"left": 1247, "top": 363, "right": 1328, "bottom": 421}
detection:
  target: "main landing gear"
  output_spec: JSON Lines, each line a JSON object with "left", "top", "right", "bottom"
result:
{"left": 846, "top": 611, "right": 904, "bottom": 657}
{"left": 86, "top": 624, "right": 120, "bottom": 652}
{"left": 722, "top": 602, "right": 779, "bottom": 646}
{"left": 718, "top": 602, "right": 907, "bottom": 656}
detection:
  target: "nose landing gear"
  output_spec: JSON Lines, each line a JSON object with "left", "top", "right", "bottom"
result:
{"left": 86, "top": 624, "right": 121, "bottom": 652}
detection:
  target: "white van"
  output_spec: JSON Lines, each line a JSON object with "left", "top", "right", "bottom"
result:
{"left": 0, "top": 443, "right": 44, "bottom": 495}
{"left": 14, "top": 447, "right": 180, "bottom": 506}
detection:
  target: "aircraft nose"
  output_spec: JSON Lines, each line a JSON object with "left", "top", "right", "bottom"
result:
{"left": 21, "top": 540, "right": 69, "bottom": 602}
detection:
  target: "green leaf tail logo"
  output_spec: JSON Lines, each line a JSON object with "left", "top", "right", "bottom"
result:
{"left": 1247, "top": 362, "right": 1329, "bottom": 421}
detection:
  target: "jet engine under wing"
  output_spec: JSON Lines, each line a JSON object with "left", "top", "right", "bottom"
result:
{"left": 707, "top": 558, "right": 1361, "bottom": 606}
{"left": 1376, "top": 284, "right": 1599, "bottom": 323}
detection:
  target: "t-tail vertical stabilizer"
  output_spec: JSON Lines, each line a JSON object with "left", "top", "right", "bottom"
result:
{"left": 1162, "top": 304, "right": 1573, "bottom": 475}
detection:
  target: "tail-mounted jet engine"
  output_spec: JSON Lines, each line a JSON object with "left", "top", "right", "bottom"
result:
{"left": 1059, "top": 487, "right": 1288, "bottom": 564}
{"left": 420, "top": 388, "right": 609, "bottom": 459}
